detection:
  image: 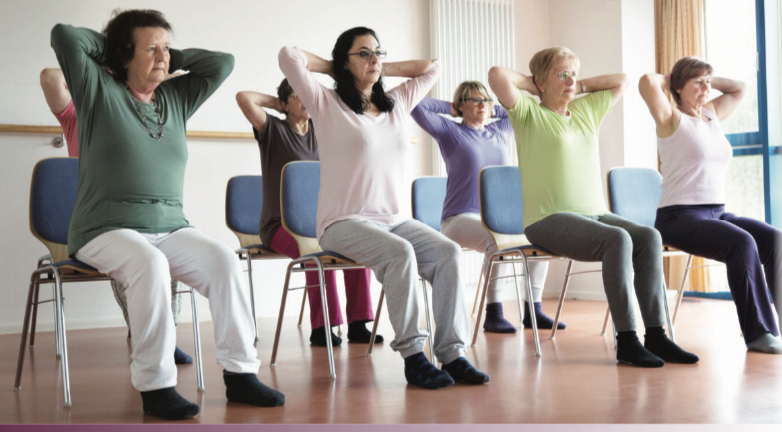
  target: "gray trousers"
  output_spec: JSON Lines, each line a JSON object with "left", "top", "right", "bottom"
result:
{"left": 319, "top": 219, "right": 469, "bottom": 364}
{"left": 524, "top": 213, "right": 666, "bottom": 332}
{"left": 441, "top": 213, "right": 548, "bottom": 303}
{"left": 111, "top": 279, "right": 182, "bottom": 327}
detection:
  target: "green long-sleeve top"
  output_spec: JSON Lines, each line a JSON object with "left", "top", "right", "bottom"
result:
{"left": 51, "top": 24, "right": 234, "bottom": 256}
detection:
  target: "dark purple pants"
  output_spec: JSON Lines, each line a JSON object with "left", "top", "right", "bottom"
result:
{"left": 655, "top": 204, "right": 781, "bottom": 343}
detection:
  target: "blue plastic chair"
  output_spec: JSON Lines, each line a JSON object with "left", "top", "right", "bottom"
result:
{"left": 607, "top": 167, "right": 690, "bottom": 337}
{"left": 271, "top": 162, "right": 365, "bottom": 379}
{"left": 411, "top": 176, "right": 493, "bottom": 321}
{"left": 225, "top": 175, "right": 289, "bottom": 346}
{"left": 411, "top": 177, "right": 448, "bottom": 231}
{"left": 15, "top": 158, "right": 205, "bottom": 407}
{"left": 474, "top": 166, "right": 578, "bottom": 355}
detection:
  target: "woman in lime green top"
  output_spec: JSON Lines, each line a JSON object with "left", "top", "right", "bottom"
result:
{"left": 51, "top": 9, "right": 283, "bottom": 420}
{"left": 488, "top": 47, "right": 699, "bottom": 368}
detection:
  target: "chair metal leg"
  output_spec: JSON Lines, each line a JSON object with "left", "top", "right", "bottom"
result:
{"left": 313, "top": 260, "right": 335, "bottom": 380}
{"left": 245, "top": 252, "right": 259, "bottom": 348}
{"left": 297, "top": 288, "right": 307, "bottom": 328}
{"left": 53, "top": 271, "right": 72, "bottom": 407}
{"left": 673, "top": 254, "right": 693, "bottom": 325}
{"left": 52, "top": 283, "right": 62, "bottom": 359}
{"left": 14, "top": 276, "right": 38, "bottom": 391}
{"left": 471, "top": 258, "right": 487, "bottom": 317}
{"left": 551, "top": 260, "right": 574, "bottom": 339}
{"left": 420, "top": 279, "right": 435, "bottom": 363}
{"left": 190, "top": 287, "right": 205, "bottom": 391}
{"left": 662, "top": 279, "right": 675, "bottom": 343}
{"left": 512, "top": 261, "right": 523, "bottom": 324}
{"left": 521, "top": 256, "right": 541, "bottom": 357}
{"left": 271, "top": 263, "right": 295, "bottom": 366}
{"left": 601, "top": 307, "right": 611, "bottom": 336}
{"left": 367, "top": 289, "right": 385, "bottom": 357}
{"left": 471, "top": 258, "right": 494, "bottom": 346}
{"left": 29, "top": 280, "right": 41, "bottom": 348}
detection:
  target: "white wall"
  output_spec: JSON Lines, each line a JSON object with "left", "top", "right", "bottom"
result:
{"left": 540, "top": 0, "right": 657, "bottom": 301}
{"left": 0, "top": 0, "right": 431, "bottom": 334}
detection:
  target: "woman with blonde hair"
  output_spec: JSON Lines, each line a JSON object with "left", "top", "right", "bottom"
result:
{"left": 411, "top": 81, "right": 563, "bottom": 333}
{"left": 489, "top": 47, "right": 699, "bottom": 367}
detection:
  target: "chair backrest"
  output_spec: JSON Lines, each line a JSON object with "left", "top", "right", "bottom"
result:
{"left": 411, "top": 177, "right": 447, "bottom": 231}
{"left": 225, "top": 175, "right": 264, "bottom": 247}
{"left": 29, "top": 157, "right": 79, "bottom": 262}
{"left": 607, "top": 167, "right": 662, "bottom": 228}
{"left": 479, "top": 166, "right": 530, "bottom": 250}
{"left": 280, "top": 161, "right": 322, "bottom": 255}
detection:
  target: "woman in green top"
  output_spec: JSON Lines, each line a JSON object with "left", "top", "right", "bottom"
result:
{"left": 488, "top": 47, "right": 699, "bottom": 368}
{"left": 51, "top": 9, "right": 283, "bottom": 420}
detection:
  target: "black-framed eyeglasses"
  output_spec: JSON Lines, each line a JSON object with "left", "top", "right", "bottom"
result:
{"left": 348, "top": 49, "right": 387, "bottom": 59}
{"left": 461, "top": 97, "right": 493, "bottom": 106}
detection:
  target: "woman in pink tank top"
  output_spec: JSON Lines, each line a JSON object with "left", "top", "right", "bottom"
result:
{"left": 640, "top": 56, "right": 782, "bottom": 354}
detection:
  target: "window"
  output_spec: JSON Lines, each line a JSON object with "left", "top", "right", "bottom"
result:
{"left": 704, "top": 0, "right": 769, "bottom": 221}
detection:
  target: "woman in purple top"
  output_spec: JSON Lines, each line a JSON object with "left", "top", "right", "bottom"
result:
{"left": 411, "top": 82, "right": 564, "bottom": 333}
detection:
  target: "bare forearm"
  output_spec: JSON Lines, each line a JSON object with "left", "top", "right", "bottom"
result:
{"left": 300, "top": 50, "right": 332, "bottom": 75}
{"left": 579, "top": 73, "right": 627, "bottom": 94}
{"left": 383, "top": 60, "right": 434, "bottom": 78}
{"left": 711, "top": 77, "right": 746, "bottom": 95}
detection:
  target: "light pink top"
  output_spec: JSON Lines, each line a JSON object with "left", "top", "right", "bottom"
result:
{"left": 278, "top": 47, "right": 440, "bottom": 239}
{"left": 54, "top": 100, "right": 79, "bottom": 157}
{"left": 657, "top": 107, "right": 732, "bottom": 208}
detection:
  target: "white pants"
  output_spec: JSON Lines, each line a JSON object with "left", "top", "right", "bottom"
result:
{"left": 440, "top": 213, "right": 548, "bottom": 304}
{"left": 75, "top": 228, "right": 260, "bottom": 391}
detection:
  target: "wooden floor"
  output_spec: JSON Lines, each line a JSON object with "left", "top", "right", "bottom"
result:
{"left": 2, "top": 298, "right": 782, "bottom": 424}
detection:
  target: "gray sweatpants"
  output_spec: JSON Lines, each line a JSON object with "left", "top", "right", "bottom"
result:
{"left": 524, "top": 212, "right": 666, "bottom": 332}
{"left": 319, "top": 219, "right": 469, "bottom": 364}
{"left": 441, "top": 213, "right": 548, "bottom": 304}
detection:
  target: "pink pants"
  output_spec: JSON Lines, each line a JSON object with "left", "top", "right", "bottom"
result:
{"left": 269, "top": 227, "right": 375, "bottom": 328}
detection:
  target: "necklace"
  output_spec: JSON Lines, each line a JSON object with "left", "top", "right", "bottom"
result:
{"left": 124, "top": 84, "right": 165, "bottom": 140}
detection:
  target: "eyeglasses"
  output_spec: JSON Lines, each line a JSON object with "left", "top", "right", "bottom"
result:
{"left": 461, "top": 97, "right": 493, "bottom": 106}
{"left": 553, "top": 71, "right": 578, "bottom": 81}
{"left": 348, "top": 49, "right": 387, "bottom": 59}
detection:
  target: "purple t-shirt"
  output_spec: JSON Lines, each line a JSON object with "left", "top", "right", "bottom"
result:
{"left": 254, "top": 115, "right": 318, "bottom": 245}
{"left": 411, "top": 97, "right": 513, "bottom": 222}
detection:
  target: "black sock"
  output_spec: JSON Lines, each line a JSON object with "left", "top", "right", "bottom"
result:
{"left": 644, "top": 327, "right": 699, "bottom": 364}
{"left": 522, "top": 301, "right": 566, "bottom": 330}
{"left": 403, "top": 352, "right": 454, "bottom": 389}
{"left": 309, "top": 326, "right": 342, "bottom": 347}
{"left": 441, "top": 357, "right": 490, "bottom": 384}
{"left": 483, "top": 302, "right": 517, "bottom": 333}
{"left": 140, "top": 387, "right": 199, "bottom": 420}
{"left": 347, "top": 320, "right": 383, "bottom": 344}
{"left": 616, "top": 331, "right": 665, "bottom": 368}
{"left": 174, "top": 346, "right": 193, "bottom": 365}
{"left": 224, "top": 371, "right": 285, "bottom": 407}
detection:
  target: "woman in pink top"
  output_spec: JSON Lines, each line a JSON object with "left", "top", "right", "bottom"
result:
{"left": 279, "top": 27, "right": 488, "bottom": 389}
{"left": 640, "top": 57, "right": 782, "bottom": 354}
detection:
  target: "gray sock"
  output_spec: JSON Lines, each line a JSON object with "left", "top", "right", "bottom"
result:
{"left": 746, "top": 333, "right": 782, "bottom": 354}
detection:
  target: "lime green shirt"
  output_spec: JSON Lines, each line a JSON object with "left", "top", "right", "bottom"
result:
{"left": 51, "top": 24, "right": 234, "bottom": 255}
{"left": 506, "top": 89, "right": 613, "bottom": 229}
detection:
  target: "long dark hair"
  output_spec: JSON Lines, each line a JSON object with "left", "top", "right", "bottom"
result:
{"left": 331, "top": 27, "right": 395, "bottom": 114}
{"left": 102, "top": 9, "right": 173, "bottom": 83}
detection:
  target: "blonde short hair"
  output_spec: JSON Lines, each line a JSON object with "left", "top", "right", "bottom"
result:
{"left": 452, "top": 81, "right": 493, "bottom": 116}
{"left": 529, "top": 47, "right": 580, "bottom": 91}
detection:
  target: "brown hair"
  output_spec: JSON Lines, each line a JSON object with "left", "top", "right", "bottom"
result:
{"left": 669, "top": 57, "right": 713, "bottom": 106}
{"left": 452, "top": 81, "right": 493, "bottom": 116}
{"left": 102, "top": 9, "right": 173, "bottom": 83}
{"left": 529, "top": 47, "right": 580, "bottom": 92}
